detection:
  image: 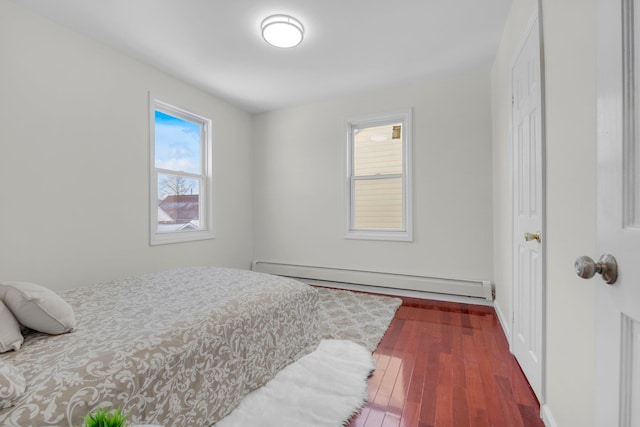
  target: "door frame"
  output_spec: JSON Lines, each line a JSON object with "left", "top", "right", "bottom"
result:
{"left": 509, "top": 2, "right": 547, "bottom": 408}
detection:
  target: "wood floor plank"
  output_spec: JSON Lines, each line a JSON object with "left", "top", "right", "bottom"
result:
{"left": 345, "top": 295, "right": 544, "bottom": 427}
{"left": 464, "top": 360, "right": 490, "bottom": 427}
{"left": 381, "top": 413, "right": 402, "bottom": 427}
{"left": 421, "top": 341, "right": 445, "bottom": 425}
{"left": 433, "top": 352, "right": 453, "bottom": 426}
{"left": 451, "top": 348, "right": 469, "bottom": 426}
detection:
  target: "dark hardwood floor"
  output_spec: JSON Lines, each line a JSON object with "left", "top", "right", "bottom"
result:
{"left": 346, "top": 296, "right": 544, "bottom": 427}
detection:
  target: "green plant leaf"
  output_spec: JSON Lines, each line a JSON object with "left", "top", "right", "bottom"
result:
{"left": 82, "top": 407, "right": 130, "bottom": 427}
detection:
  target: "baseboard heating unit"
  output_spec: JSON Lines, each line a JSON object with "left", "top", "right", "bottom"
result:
{"left": 251, "top": 261, "right": 494, "bottom": 301}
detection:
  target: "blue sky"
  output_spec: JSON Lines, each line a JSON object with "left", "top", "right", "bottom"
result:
{"left": 154, "top": 110, "right": 201, "bottom": 174}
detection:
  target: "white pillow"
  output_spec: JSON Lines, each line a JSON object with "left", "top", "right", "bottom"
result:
{"left": 0, "top": 281, "right": 76, "bottom": 335}
{"left": 0, "top": 300, "right": 23, "bottom": 353}
{"left": 0, "top": 359, "right": 26, "bottom": 408}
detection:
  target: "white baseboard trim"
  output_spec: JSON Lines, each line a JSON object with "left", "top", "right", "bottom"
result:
{"left": 301, "top": 278, "right": 494, "bottom": 306}
{"left": 252, "top": 261, "right": 494, "bottom": 301}
{"left": 493, "top": 299, "right": 512, "bottom": 350}
{"left": 541, "top": 404, "right": 558, "bottom": 427}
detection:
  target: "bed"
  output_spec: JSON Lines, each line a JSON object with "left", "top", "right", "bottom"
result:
{"left": 0, "top": 266, "right": 321, "bottom": 427}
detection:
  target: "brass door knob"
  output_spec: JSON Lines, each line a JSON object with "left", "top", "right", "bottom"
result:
{"left": 574, "top": 254, "right": 618, "bottom": 285}
{"left": 524, "top": 232, "right": 541, "bottom": 243}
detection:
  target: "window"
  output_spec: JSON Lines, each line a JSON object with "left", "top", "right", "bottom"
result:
{"left": 345, "top": 109, "right": 412, "bottom": 241}
{"left": 149, "top": 96, "right": 214, "bottom": 245}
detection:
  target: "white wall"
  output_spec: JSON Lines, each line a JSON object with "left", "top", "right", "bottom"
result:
{"left": 542, "top": 0, "right": 596, "bottom": 424}
{"left": 0, "top": 0, "right": 254, "bottom": 291}
{"left": 253, "top": 73, "right": 494, "bottom": 284}
{"left": 491, "top": 0, "right": 596, "bottom": 425}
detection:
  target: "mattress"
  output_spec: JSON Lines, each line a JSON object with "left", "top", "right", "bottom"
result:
{"left": 0, "top": 266, "right": 320, "bottom": 427}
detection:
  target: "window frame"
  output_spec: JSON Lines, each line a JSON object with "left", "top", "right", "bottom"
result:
{"left": 149, "top": 94, "right": 215, "bottom": 245}
{"left": 345, "top": 108, "right": 413, "bottom": 241}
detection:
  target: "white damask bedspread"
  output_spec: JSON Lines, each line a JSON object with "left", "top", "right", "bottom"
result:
{"left": 0, "top": 267, "right": 321, "bottom": 427}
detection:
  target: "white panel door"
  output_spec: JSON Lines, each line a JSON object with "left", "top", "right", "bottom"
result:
{"left": 511, "top": 15, "right": 544, "bottom": 401}
{"left": 595, "top": 0, "right": 640, "bottom": 425}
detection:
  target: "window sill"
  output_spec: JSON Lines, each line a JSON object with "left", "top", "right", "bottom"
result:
{"left": 150, "top": 229, "right": 216, "bottom": 246}
{"left": 344, "top": 230, "right": 413, "bottom": 242}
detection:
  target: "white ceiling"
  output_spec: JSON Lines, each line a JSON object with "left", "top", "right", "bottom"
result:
{"left": 11, "top": 0, "right": 513, "bottom": 113}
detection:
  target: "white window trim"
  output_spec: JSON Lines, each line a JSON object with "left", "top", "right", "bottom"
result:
{"left": 344, "top": 108, "right": 413, "bottom": 242}
{"left": 149, "top": 93, "right": 215, "bottom": 245}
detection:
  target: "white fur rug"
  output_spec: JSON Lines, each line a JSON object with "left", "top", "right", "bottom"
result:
{"left": 215, "top": 339, "right": 375, "bottom": 427}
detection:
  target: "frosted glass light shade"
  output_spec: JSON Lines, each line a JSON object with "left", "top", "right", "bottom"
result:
{"left": 261, "top": 15, "right": 304, "bottom": 48}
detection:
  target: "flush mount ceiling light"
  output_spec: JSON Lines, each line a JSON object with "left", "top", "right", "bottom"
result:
{"left": 261, "top": 14, "right": 304, "bottom": 48}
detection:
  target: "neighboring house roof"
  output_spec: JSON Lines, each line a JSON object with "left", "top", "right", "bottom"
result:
{"left": 157, "top": 206, "right": 174, "bottom": 223}
{"left": 158, "top": 195, "right": 199, "bottom": 223}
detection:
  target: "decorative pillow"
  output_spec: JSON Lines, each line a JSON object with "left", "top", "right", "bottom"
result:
{"left": 0, "top": 300, "right": 23, "bottom": 353}
{"left": 0, "top": 281, "right": 76, "bottom": 335}
{"left": 0, "top": 359, "right": 26, "bottom": 409}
